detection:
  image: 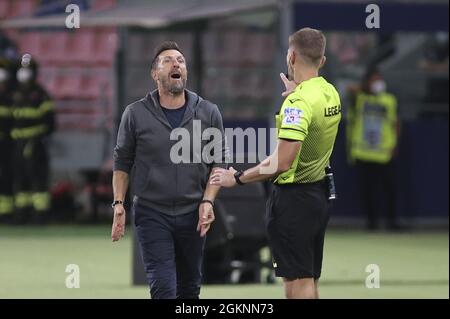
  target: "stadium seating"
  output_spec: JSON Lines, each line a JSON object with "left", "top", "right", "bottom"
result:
{"left": 92, "top": 0, "right": 116, "bottom": 11}
{"left": 17, "top": 32, "right": 41, "bottom": 57}
{"left": 68, "top": 31, "right": 96, "bottom": 64}
{"left": 57, "top": 72, "right": 83, "bottom": 99}
{"left": 0, "top": 0, "right": 9, "bottom": 19}
{"left": 40, "top": 32, "right": 68, "bottom": 65}
{"left": 11, "top": 26, "right": 118, "bottom": 133}
{"left": 93, "top": 29, "right": 118, "bottom": 64}
{"left": 0, "top": 0, "right": 37, "bottom": 19}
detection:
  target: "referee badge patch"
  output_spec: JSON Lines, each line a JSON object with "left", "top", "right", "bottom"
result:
{"left": 283, "top": 108, "right": 303, "bottom": 125}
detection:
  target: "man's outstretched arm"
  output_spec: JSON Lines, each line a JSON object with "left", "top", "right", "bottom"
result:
{"left": 210, "top": 139, "right": 302, "bottom": 187}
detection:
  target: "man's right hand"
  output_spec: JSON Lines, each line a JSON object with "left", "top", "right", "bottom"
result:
{"left": 280, "top": 73, "right": 297, "bottom": 97}
{"left": 111, "top": 204, "right": 126, "bottom": 242}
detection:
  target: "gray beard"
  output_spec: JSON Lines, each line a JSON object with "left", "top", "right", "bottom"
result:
{"left": 161, "top": 77, "right": 186, "bottom": 95}
{"left": 169, "top": 82, "right": 185, "bottom": 95}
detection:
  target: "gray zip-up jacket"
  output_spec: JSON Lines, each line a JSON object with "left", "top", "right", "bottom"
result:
{"left": 113, "top": 89, "right": 227, "bottom": 216}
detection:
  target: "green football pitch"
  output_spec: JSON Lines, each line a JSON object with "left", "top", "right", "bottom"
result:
{"left": 0, "top": 225, "right": 448, "bottom": 299}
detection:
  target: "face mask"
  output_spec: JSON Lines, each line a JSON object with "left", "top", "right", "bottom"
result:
{"left": 17, "top": 67, "right": 33, "bottom": 84}
{"left": 371, "top": 80, "right": 386, "bottom": 95}
{"left": 0, "top": 68, "right": 9, "bottom": 83}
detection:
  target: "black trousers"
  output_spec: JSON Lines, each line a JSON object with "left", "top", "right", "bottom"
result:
{"left": 356, "top": 160, "right": 397, "bottom": 229}
{"left": 133, "top": 200, "right": 205, "bottom": 299}
{"left": 13, "top": 138, "right": 50, "bottom": 214}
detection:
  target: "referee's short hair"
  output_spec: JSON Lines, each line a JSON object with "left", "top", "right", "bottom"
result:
{"left": 151, "top": 41, "right": 184, "bottom": 70}
{"left": 289, "top": 28, "right": 326, "bottom": 67}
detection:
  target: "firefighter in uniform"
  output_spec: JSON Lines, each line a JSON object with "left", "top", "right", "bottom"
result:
{"left": 0, "top": 58, "right": 15, "bottom": 221}
{"left": 11, "top": 54, "right": 55, "bottom": 222}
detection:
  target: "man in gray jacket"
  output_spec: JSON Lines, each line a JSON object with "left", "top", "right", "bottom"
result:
{"left": 111, "top": 41, "right": 227, "bottom": 299}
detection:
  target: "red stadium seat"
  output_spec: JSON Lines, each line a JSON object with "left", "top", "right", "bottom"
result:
{"left": 67, "top": 30, "right": 95, "bottom": 64}
{"left": 8, "top": 0, "right": 36, "bottom": 18}
{"left": 0, "top": 0, "right": 10, "bottom": 19}
{"left": 81, "top": 70, "right": 112, "bottom": 100}
{"left": 58, "top": 72, "right": 83, "bottom": 99}
{"left": 18, "top": 32, "right": 42, "bottom": 58}
{"left": 93, "top": 30, "right": 118, "bottom": 64}
{"left": 92, "top": 0, "right": 116, "bottom": 11}
{"left": 42, "top": 32, "right": 69, "bottom": 65}
{"left": 80, "top": 73, "right": 101, "bottom": 100}
{"left": 38, "top": 67, "right": 59, "bottom": 96}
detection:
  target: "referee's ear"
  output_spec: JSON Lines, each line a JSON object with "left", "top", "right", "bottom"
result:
{"left": 319, "top": 56, "right": 327, "bottom": 69}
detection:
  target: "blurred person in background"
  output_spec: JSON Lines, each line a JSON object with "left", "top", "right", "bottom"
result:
{"left": 0, "top": 58, "right": 15, "bottom": 222}
{"left": 11, "top": 54, "right": 55, "bottom": 223}
{"left": 347, "top": 67, "right": 400, "bottom": 231}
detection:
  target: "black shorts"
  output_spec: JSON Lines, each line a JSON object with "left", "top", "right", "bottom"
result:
{"left": 266, "top": 180, "right": 330, "bottom": 279}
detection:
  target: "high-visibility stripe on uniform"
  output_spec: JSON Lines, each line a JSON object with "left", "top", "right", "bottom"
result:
{"left": 0, "top": 195, "right": 14, "bottom": 215}
{"left": 32, "top": 192, "right": 50, "bottom": 212}
{"left": 0, "top": 105, "right": 12, "bottom": 117}
{"left": 15, "top": 192, "right": 32, "bottom": 208}
{"left": 11, "top": 124, "right": 48, "bottom": 139}
{"left": 12, "top": 101, "right": 54, "bottom": 119}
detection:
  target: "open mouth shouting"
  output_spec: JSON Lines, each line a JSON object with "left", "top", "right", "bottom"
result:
{"left": 170, "top": 72, "right": 182, "bottom": 80}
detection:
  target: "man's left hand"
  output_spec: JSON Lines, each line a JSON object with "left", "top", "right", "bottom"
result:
{"left": 210, "top": 167, "right": 237, "bottom": 188}
{"left": 197, "top": 201, "right": 215, "bottom": 237}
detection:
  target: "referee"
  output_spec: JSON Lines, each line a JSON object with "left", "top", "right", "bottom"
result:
{"left": 211, "top": 28, "right": 341, "bottom": 299}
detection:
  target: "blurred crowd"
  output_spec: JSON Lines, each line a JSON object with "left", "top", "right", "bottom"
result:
{"left": 0, "top": 32, "right": 54, "bottom": 224}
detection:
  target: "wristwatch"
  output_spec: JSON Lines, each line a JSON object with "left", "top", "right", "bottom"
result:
{"left": 111, "top": 200, "right": 124, "bottom": 208}
{"left": 234, "top": 170, "right": 245, "bottom": 186}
